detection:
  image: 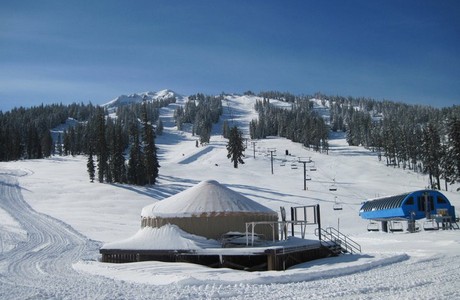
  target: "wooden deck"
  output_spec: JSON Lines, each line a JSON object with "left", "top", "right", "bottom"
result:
{"left": 100, "top": 205, "right": 358, "bottom": 271}
{"left": 100, "top": 240, "right": 333, "bottom": 271}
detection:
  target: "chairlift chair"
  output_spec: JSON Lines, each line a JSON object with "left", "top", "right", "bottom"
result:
{"left": 329, "top": 179, "right": 337, "bottom": 191}
{"left": 333, "top": 196, "right": 343, "bottom": 210}
{"left": 423, "top": 219, "right": 439, "bottom": 231}
{"left": 367, "top": 221, "right": 380, "bottom": 232}
{"left": 389, "top": 221, "right": 404, "bottom": 232}
{"left": 291, "top": 163, "right": 298, "bottom": 169}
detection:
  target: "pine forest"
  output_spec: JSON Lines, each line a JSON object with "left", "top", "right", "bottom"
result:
{"left": 0, "top": 91, "right": 459, "bottom": 190}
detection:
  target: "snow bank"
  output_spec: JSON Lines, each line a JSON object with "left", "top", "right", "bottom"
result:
{"left": 101, "top": 224, "right": 220, "bottom": 250}
{"left": 74, "top": 253, "right": 409, "bottom": 286}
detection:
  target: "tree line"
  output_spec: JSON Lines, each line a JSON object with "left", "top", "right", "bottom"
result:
{"left": 81, "top": 98, "right": 174, "bottom": 186}
{"left": 0, "top": 97, "right": 175, "bottom": 186}
{"left": 174, "top": 93, "right": 223, "bottom": 144}
{"left": 2, "top": 91, "right": 459, "bottom": 190}
{"left": 320, "top": 93, "right": 460, "bottom": 190}
{"left": 0, "top": 102, "right": 96, "bottom": 161}
{"left": 249, "top": 97, "right": 329, "bottom": 153}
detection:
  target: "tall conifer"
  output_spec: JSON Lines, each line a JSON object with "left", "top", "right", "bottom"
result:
{"left": 142, "top": 103, "right": 160, "bottom": 185}
{"left": 226, "top": 126, "right": 245, "bottom": 168}
{"left": 87, "top": 149, "right": 95, "bottom": 183}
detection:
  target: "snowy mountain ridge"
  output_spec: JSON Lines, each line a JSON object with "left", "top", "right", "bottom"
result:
{"left": 103, "top": 89, "right": 180, "bottom": 112}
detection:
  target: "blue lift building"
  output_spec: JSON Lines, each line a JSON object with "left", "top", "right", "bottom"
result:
{"left": 359, "top": 190, "right": 458, "bottom": 232}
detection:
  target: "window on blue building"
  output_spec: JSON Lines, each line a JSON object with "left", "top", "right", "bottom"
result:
{"left": 405, "top": 197, "right": 414, "bottom": 205}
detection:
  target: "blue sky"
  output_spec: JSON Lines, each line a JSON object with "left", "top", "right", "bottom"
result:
{"left": 1, "top": 0, "right": 459, "bottom": 111}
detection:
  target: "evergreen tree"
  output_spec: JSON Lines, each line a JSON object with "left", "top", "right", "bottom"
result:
{"left": 156, "top": 119, "right": 164, "bottom": 135}
{"left": 127, "top": 124, "right": 143, "bottom": 185}
{"left": 447, "top": 118, "right": 460, "bottom": 185}
{"left": 26, "top": 125, "right": 41, "bottom": 159}
{"left": 142, "top": 103, "right": 160, "bottom": 185}
{"left": 222, "top": 120, "right": 230, "bottom": 138}
{"left": 439, "top": 144, "right": 454, "bottom": 190}
{"left": 41, "top": 130, "right": 53, "bottom": 158}
{"left": 421, "top": 123, "right": 442, "bottom": 189}
{"left": 174, "top": 106, "right": 184, "bottom": 130}
{"left": 63, "top": 130, "right": 71, "bottom": 156}
{"left": 111, "top": 121, "right": 126, "bottom": 183}
{"left": 226, "top": 126, "right": 245, "bottom": 168}
{"left": 0, "top": 126, "right": 4, "bottom": 161}
{"left": 96, "top": 107, "right": 108, "bottom": 183}
{"left": 105, "top": 118, "right": 114, "bottom": 184}
{"left": 87, "top": 150, "right": 95, "bottom": 183}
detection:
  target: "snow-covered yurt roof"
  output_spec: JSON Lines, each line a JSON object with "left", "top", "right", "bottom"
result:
{"left": 141, "top": 180, "right": 276, "bottom": 218}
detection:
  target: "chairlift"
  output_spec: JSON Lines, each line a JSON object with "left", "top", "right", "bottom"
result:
{"left": 305, "top": 174, "right": 311, "bottom": 181}
{"left": 423, "top": 219, "right": 439, "bottom": 231}
{"left": 389, "top": 221, "right": 404, "bottom": 232}
{"left": 329, "top": 179, "right": 337, "bottom": 191}
{"left": 367, "top": 221, "right": 380, "bottom": 232}
{"left": 280, "top": 160, "right": 286, "bottom": 167}
{"left": 309, "top": 162, "right": 317, "bottom": 171}
{"left": 333, "top": 196, "right": 342, "bottom": 210}
{"left": 291, "top": 163, "right": 298, "bottom": 169}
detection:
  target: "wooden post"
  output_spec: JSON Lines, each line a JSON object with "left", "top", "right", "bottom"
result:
{"left": 267, "top": 250, "right": 279, "bottom": 271}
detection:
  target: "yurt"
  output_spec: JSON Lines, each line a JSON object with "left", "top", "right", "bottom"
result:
{"left": 141, "top": 180, "right": 279, "bottom": 241}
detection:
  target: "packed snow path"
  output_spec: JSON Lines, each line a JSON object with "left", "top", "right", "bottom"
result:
{"left": 0, "top": 169, "right": 155, "bottom": 299}
{"left": 1, "top": 168, "right": 460, "bottom": 299}
{"left": 1, "top": 170, "right": 89, "bottom": 298}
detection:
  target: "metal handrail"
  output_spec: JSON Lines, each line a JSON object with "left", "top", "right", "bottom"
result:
{"left": 326, "top": 227, "right": 361, "bottom": 254}
{"left": 314, "top": 227, "right": 361, "bottom": 254}
{"left": 314, "top": 227, "right": 333, "bottom": 244}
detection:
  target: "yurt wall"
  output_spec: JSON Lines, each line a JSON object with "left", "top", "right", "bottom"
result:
{"left": 142, "top": 212, "right": 279, "bottom": 241}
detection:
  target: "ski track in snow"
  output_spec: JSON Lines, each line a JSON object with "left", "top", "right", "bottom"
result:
{"left": 1, "top": 168, "right": 460, "bottom": 299}
{"left": 0, "top": 171, "right": 151, "bottom": 299}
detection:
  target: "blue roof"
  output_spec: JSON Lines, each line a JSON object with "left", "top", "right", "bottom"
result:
{"left": 359, "top": 190, "right": 454, "bottom": 221}
{"left": 360, "top": 192, "right": 410, "bottom": 213}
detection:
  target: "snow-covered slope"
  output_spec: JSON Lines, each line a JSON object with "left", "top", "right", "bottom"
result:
{"left": 1, "top": 93, "right": 460, "bottom": 299}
